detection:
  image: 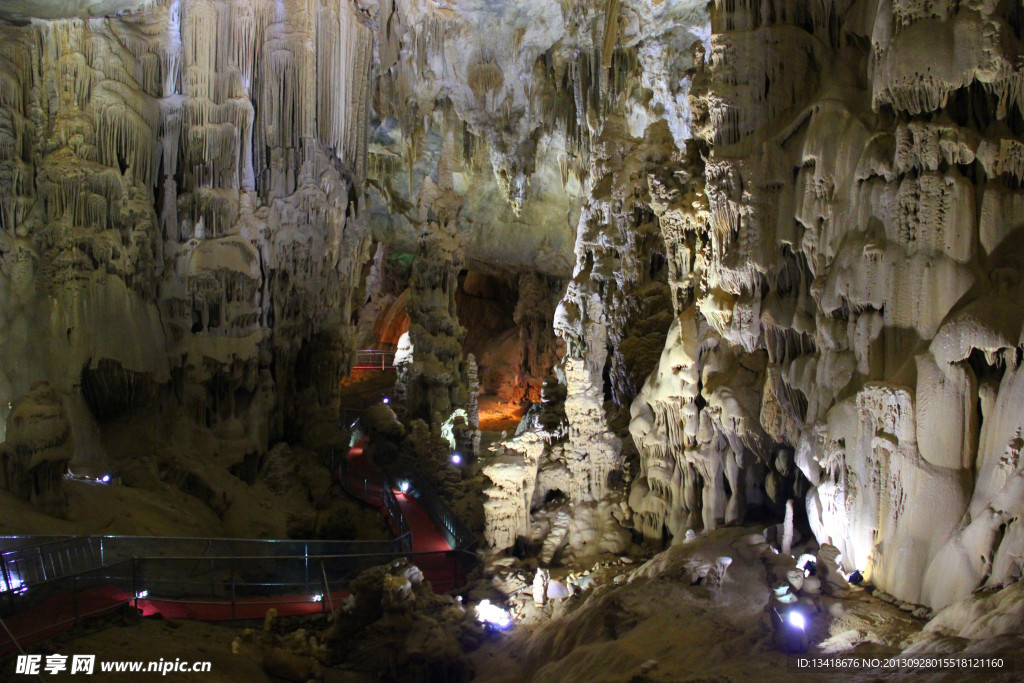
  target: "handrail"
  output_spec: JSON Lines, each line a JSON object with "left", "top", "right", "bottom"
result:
{"left": 0, "top": 547, "right": 477, "bottom": 655}
{"left": 352, "top": 349, "right": 397, "bottom": 371}
{"left": 1, "top": 436, "right": 478, "bottom": 654}
{"left": 1, "top": 533, "right": 415, "bottom": 596}
{"left": 103, "top": 549, "right": 466, "bottom": 562}
{"left": 1, "top": 536, "right": 102, "bottom": 592}
{"left": 329, "top": 443, "right": 411, "bottom": 548}
{"left": 2, "top": 549, "right": 475, "bottom": 596}
{"left": 0, "top": 536, "right": 77, "bottom": 552}
{"left": 378, "top": 459, "right": 477, "bottom": 551}
{"left": 334, "top": 427, "right": 476, "bottom": 552}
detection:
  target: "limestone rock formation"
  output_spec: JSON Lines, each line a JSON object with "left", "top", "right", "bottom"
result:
{"left": 0, "top": 0, "right": 373, "bottom": 488}
{"left": 0, "top": 382, "right": 73, "bottom": 515}
{"left": 400, "top": 137, "right": 470, "bottom": 429}
{"left": 627, "top": 0, "right": 1024, "bottom": 611}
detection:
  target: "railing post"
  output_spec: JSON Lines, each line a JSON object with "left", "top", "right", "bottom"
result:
{"left": 0, "top": 555, "right": 10, "bottom": 592}
{"left": 72, "top": 574, "right": 79, "bottom": 624}
{"left": 230, "top": 558, "right": 236, "bottom": 620}
{"left": 319, "top": 560, "right": 333, "bottom": 615}
{"left": 209, "top": 540, "right": 215, "bottom": 599}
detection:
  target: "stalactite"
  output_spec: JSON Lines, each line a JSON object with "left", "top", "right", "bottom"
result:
{"left": 0, "top": 0, "right": 375, "bottom": 458}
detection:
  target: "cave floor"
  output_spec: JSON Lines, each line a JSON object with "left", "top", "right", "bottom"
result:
{"left": 23, "top": 527, "right": 1015, "bottom": 682}
{"left": 466, "top": 527, "right": 999, "bottom": 683}
{"left": 477, "top": 396, "right": 524, "bottom": 433}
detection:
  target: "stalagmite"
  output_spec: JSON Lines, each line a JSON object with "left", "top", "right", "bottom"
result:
{"left": 781, "top": 499, "right": 793, "bottom": 556}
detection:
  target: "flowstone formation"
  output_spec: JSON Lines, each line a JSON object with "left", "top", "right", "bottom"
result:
{"left": 0, "top": 382, "right": 73, "bottom": 516}
{"left": 465, "top": 0, "right": 1024, "bottom": 618}
{"left": 0, "top": 0, "right": 374, "bottom": 492}
{"left": 480, "top": 0, "right": 707, "bottom": 564}
{"left": 626, "top": 0, "right": 1024, "bottom": 611}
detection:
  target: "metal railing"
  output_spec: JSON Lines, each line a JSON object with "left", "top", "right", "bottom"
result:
{"left": 97, "top": 535, "right": 411, "bottom": 564}
{"left": 1, "top": 537, "right": 102, "bottom": 592}
{"left": 0, "top": 547, "right": 476, "bottom": 656}
{"left": 333, "top": 424, "right": 476, "bottom": 551}
{"left": 330, "top": 447, "right": 412, "bottom": 550}
{"left": 380, "top": 459, "right": 477, "bottom": 551}
{"left": 352, "top": 349, "right": 396, "bottom": 371}
{"left": 0, "top": 536, "right": 76, "bottom": 553}
{"left": 0, "top": 561, "right": 135, "bottom": 656}
{"left": 1, "top": 435, "right": 478, "bottom": 655}
{"left": 127, "top": 549, "right": 474, "bottom": 603}
{"left": 0, "top": 534, "right": 413, "bottom": 600}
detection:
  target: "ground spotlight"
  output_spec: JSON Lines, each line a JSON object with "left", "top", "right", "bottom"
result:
{"left": 772, "top": 606, "right": 810, "bottom": 653}
{"left": 475, "top": 599, "right": 512, "bottom": 631}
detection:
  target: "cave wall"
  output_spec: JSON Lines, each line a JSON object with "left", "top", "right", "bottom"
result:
{"left": 628, "top": 0, "right": 1024, "bottom": 609}
{"left": 364, "top": 0, "right": 582, "bottom": 281}
{"left": 0, "top": 0, "right": 374, "bottom": 458}
{"left": 4, "top": 0, "right": 1021, "bottom": 610}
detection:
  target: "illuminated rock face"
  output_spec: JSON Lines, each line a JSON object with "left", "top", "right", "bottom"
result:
{"left": 0, "top": 0, "right": 374, "bottom": 453}
{"left": 629, "top": 0, "right": 1024, "bottom": 610}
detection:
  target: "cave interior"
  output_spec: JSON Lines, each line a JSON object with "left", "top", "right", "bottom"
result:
{"left": 1, "top": 0, "right": 1024, "bottom": 680}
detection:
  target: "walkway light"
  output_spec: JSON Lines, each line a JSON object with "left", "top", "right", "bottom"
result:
{"left": 398, "top": 480, "right": 410, "bottom": 494}
{"left": 451, "top": 454, "right": 462, "bottom": 465}
{"left": 2, "top": 575, "right": 25, "bottom": 593}
{"left": 475, "top": 599, "right": 512, "bottom": 630}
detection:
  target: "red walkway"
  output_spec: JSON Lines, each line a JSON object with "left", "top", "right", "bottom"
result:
{"left": 341, "top": 440, "right": 464, "bottom": 592}
{"left": 394, "top": 493, "right": 450, "bottom": 553}
{"left": 0, "top": 585, "right": 128, "bottom": 653}
{"left": 134, "top": 590, "right": 350, "bottom": 621}
{"left": 1, "top": 439, "right": 465, "bottom": 656}
{"left": 344, "top": 440, "right": 451, "bottom": 554}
